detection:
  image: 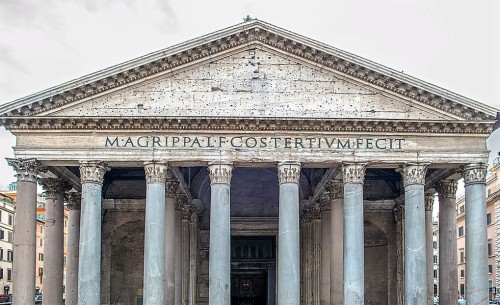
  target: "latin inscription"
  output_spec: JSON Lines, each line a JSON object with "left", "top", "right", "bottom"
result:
{"left": 105, "top": 136, "right": 405, "bottom": 150}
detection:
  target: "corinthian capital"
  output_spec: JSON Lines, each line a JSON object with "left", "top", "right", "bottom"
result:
{"left": 462, "top": 163, "right": 487, "bottom": 186}
{"left": 325, "top": 180, "right": 343, "bottom": 199}
{"left": 436, "top": 180, "right": 458, "bottom": 199}
{"left": 342, "top": 163, "right": 367, "bottom": 184}
{"left": 79, "top": 161, "right": 110, "bottom": 184}
{"left": 65, "top": 190, "right": 82, "bottom": 210}
{"left": 277, "top": 161, "right": 301, "bottom": 184}
{"left": 39, "top": 178, "right": 71, "bottom": 200}
{"left": 144, "top": 161, "right": 168, "bottom": 184}
{"left": 399, "top": 163, "right": 429, "bottom": 186}
{"left": 6, "top": 158, "right": 47, "bottom": 182}
{"left": 208, "top": 162, "right": 233, "bottom": 184}
{"left": 424, "top": 193, "right": 435, "bottom": 211}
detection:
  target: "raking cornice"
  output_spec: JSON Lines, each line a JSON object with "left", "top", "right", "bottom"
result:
{"left": 0, "top": 20, "right": 498, "bottom": 121}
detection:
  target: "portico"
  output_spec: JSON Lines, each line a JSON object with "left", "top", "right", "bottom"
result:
{"left": 1, "top": 20, "right": 497, "bottom": 305}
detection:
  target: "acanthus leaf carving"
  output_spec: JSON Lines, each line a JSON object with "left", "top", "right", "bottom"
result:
{"left": 462, "top": 163, "right": 487, "bottom": 186}
{"left": 277, "top": 161, "right": 301, "bottom": 184}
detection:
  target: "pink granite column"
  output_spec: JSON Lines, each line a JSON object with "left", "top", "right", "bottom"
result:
{"left": 65, "top": 191, "right": 81, "bottom": 305}
{"left": 7, "top": 158, "right": 47, "bottom": 305}
{"left": 39, "top": 178, "right": 70, "bottom": 305}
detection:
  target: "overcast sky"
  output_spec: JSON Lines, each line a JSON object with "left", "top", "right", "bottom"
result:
{"left": 0, "top": 0, "right": 499, "bottom": 190}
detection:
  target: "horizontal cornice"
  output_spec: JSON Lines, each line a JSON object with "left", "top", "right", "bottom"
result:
{"left": 0, "top": 20, "right": 497, "bottom": 121}
{"left": 0, "top": 116, "right": 494, "bottom": 134}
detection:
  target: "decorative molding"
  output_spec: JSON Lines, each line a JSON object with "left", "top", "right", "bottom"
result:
{"left": 399, "top": 163, "right": 429, "bottom": 186}
{"left": 436, "top": 180, "right": 458, "bottom": 199}
{"left": 39, "top": 178, "right": 71, "bottom": 200}
{"left": 342, "top": 162, "right": 367, "bottom": 184}
{"left": 144, "top": 161, "right": 168, "bottom": 184}
{"left": 6, "top": 158, "right": 47, "bottom": 182}
{"left": 1, "top": 117, "right": 493, "bottom": 134}
{"left": 65, "top": 191, "right": 82, "bottom": 210}
{"left": 324, "top": 180, "right": 343, "bottom": 199}
{"left": 462, "top": 163, "right": 487, "bottom": 186}
{"left": 424, "top": 193, "right": 435, "bottom": 211}
{"left": 208, "top": 162, "right": 233, "bottom": 184}
{"left": 277, "top": 161, "right": 301, "bottom": 184}
{"left": 79, "top": 161, "right": 110, "bottom": 184}
{"left": 0, "top": 21, "right": 494, "bottom": 121}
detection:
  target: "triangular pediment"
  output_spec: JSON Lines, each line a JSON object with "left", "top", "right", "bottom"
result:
{"left": 0, "top": 20, "right": 497, "bottom": 127}
{"left": 40, "top": 47, "right": 458, "bottom": 121}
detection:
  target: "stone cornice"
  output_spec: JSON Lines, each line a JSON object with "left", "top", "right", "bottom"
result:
{"left": 0, "top": 20, "right": 496, "bottom": 121}
{"left": 0, "top": 117, "right": 493, "bottom": 134}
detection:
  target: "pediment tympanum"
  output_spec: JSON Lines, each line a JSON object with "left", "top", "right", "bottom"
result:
{"left": 41, "top": 48, "right": 455, "bottom": 121}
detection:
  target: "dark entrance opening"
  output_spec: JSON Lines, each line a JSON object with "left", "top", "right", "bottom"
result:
{"left": 231, "top": 236, "right": 276, "bottom": 305}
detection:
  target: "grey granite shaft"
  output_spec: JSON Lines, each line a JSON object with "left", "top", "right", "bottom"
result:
{"left": 66, "top": 208, "right": 80, "bottom": 305}
{"left": 278, "top": 182, "right": 300, "bottom": 305}
{"left": 343, "top": 183, "right": 364, "bottom": 305}
{"left": 78, "top": 182, "right": 103, "bottom": 305}
{"left": 425, "top": 207, "right": 433, "bottom": 305}
{"left": 404, "top": 184, "right": 426, "bottom": 305}
{"left": 208, "top": 182, "right": 231, "bottom": 305}
{"left": 175, "top": 209, "right": 182, "bottom": 305}
{"left": 465, "top": 183, "right": 488, "bottom": 305}
{"left": 320, "top": 209, "right": 331, "bottom": 305}
{"left": 143, "top": 182, "right": 166, "bottom": 305}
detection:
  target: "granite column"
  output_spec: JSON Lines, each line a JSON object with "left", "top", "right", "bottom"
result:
{"left": 143, "top": 161, "right": 168, "bottom": 305}
{"left": 327, "top": 180, "right": 344, "bottom": 305}
{"left": 277, "top": 161, "right": 301, "bottom": 305}
{"left": 319, "top": 193, "right": 331, "bottom": 305}
{"left": 424, "top": 193, "right": 435, "bottom": 305}
{"left": 165, "top": 178, "right": 178, "bottom": 305}
{"left": 39, "top": 178, "right": 69, "bottom": 305}
{"left": 65, "top": 191, "right": 81, "bottom": 305}
{"left": 342, "top": 163, "right": 366, "bottom": 305}
{"left": 78, "top": 161, "right": 109, "bottom": 305}
{"left": 401, "top": 163, "right": 429, "bottom": 305}
{"left": 436, "top": 180, "right": 458, "bottom": 305}
{"left": 208, "top": 162, "right": 233, "bottom": 305}
{"left": 463, "top": 164, "right": 488, "bottom": 305}
{"left": 7, "top": 158, "right": 46, "bottom": 305}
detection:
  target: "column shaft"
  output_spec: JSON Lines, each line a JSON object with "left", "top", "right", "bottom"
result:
{"left": 65, "top": 192, "right": 81, "bottom": 305}
{"left": 78, "top": 161, "right": 109, "bottom": 305}
{"left": 8, "top": 158, "right": 45, "bottom": 305}
{"left": 463, "top": 164, "right": 488, "bottom": 305}
{"left": 165, "top": 181, "right": 177, "bottom": 305}
{"left": 208, "top": 162, "right": 233, "bottom": 305}
{"left": 320, "top": 206, "right": 331, "bottom": 305}
{"left": 327, "top": 181, "right": 344, "bottom": 305}
{"left": 402, "top": 163, "right": 428, "bottom": 305}
{"left": 175, "top": 207, "right": 182, "bottom": 305}
{"left": 143, "top": 162, "right": 168, "bottom": 305}
{"left": 40, "top": 178, "right": 67, "bottom": 305}
{"left": 189, "top": 211, "right": 199, "bottom": 305}
{"left": 437, "top": 181, "right": 458, "bottom": 305}
{"left": 425, "top": 194, "right": 434, "bottom": 305}
{"left": 277, "top": 162, "right": 301, "bottom": 305}
{"left": 311, "top": 214, "right": 321, "bottom": 305}
{"left": 182, "top": 209, "right": 190, "bottom": 305}
{"left": 343, "top": 163, "right": 366, "bottom": 305}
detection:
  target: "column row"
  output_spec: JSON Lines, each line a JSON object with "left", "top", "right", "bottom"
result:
{"left": 6, "top": 158, "right": 489, "bottom": 305}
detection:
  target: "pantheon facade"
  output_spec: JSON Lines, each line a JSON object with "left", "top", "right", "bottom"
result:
{"left": 0, "top": 20, "right": 498, "bottom": 305}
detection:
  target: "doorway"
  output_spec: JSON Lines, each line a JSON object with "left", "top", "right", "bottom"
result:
{"left": 231, "top": 236, "right": 276, "bottom": 305}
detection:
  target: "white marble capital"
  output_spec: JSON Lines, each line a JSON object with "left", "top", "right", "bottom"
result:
{"left": 277, "top": 161, "right": 301, "bottom": 184}
{"left": 7, "top": 157, "right": 47, "bottom": 182}
{"left": 462, "top": 163, "right": 487, "bottom": 186}
{"left": 144, "top": 161, "right": 168, "bottom": 184}
{"left": 436, "top": 180, "right": 458, "bottom": 199}
{"left": 342, "top": 162, "right": 366, "bottom": 184}
{"left": 39, "top": 178, "right": 71, "bottom": 200}
{"left": 79, "top": 161, "right": 110, "bottom": 184}
{"left": 400, "top": 163, "right": 429, "bottom": 186}
{"left": 208, "top": 162, "right": 233, "bottom": 184}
